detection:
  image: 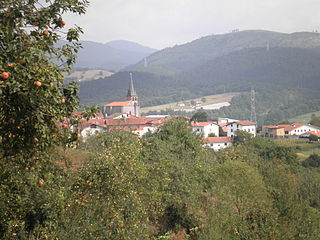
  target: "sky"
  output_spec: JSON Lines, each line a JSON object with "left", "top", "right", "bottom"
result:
{"left": 64, "top": 0, "right": 320, "bottom": 49}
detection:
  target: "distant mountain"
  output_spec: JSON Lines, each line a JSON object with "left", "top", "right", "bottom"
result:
{"left": 128, "top": 30, "right": 320, "bottom": 74}
{"left": 73, "top": 40, "right": 157, "bottom": 71}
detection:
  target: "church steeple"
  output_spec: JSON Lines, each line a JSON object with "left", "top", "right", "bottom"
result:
{"left": 127, "top": 73, "right": 137, "bottom": 101}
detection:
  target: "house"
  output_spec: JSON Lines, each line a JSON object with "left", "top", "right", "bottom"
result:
{"left": 81, "top": 124, "right": 108, "bottom": 138}
{"left": 300, "top": 130, "right": 320, "bottom": 138}
{"left": 133, "top": 126, "right": 157, "bottom": 137}
{"left": 204, "top": 137, "right": 233, "bottom": 151}
{"left": 227, "top": 121, "right": 256, "bottom": 137}
{"left": 78, "top": 115, "right": 170, "bottom": 138}
{"left": 260, "top": 125, "right": 285, "bottom": 138}
{"left": 191, "top": 121, "right": 219, "bottom": 138}
{"left": 278, "top": 123, "right": 320, "bottom": 136}
{"left": 214, "top": 117, "right": 238, "bottom": 124}
{"left": 102, "top": 73, "right": 140, "bottom": 117}
{"left": 176, "top": 102, "right": 185, "bottom": 107}
{"left": 261, "top": 123, "right": 320, "bottom": 138}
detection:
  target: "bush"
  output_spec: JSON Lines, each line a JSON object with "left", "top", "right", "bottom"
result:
{"left": 302, "top": 154, "right": 320, "bottom": 168}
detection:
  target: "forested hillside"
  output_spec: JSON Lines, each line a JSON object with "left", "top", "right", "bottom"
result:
{"left": 79, "top": 44, "right": 320, "bottom": 125}
{"left": 128, "top": 30, "right": 320, "bottom": 73}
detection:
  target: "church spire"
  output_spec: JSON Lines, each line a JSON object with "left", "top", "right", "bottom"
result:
{"left": 127, "top": 72, "right": 137, "bottom": 100}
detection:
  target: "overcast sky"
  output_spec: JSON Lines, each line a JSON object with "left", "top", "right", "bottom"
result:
{"left": 64, "top": 0, "right": 320, "bottom": 49}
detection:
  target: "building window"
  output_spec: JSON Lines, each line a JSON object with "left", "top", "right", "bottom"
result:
{"left": 231, "top": 129, "right": 233, "bottom": 132}
{"left": 224, "top": 143, "right": 227, "bottom": 146}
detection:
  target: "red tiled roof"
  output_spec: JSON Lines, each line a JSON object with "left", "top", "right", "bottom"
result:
{"left": 277, "top": 123, "right": 305, "bottom": 132}
{"left": 88, "top": 118, "right": 107, "bottom": 125}
{"left": 91, "top": 124, "right": 108, "bottom": 129}
{"left": 308, "top": 131, "right": 320, "bottom": 137}
{"left": 104, "top": 100, "right": 132, "bottom": 107}
{"left": 191, "top": 121, "right": 216, "bottom": 127}
{"left": 205, "top": 137, "right": 232, "bottom": 143}
{"left": 227, "top": 121, "right": 256, "bottom": 126}
{"left": 104, "top": 117, "right": 150, "bottom": 126}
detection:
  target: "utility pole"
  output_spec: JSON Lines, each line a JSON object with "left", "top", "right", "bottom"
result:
{"left": 251, "top": 87, "right": 257, "bottom": 123}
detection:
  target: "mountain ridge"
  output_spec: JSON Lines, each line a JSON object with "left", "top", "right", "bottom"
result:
{"left": 72, "top": 40, "right": 157, "bottom": 71}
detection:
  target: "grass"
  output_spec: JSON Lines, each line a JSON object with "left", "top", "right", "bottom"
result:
{"left": 276, "top": 138, "right": 320, "bottom": 161}
{"left": 288, "top": 111, "right": 320, "bottom": 123}
{"left": 55, "top": 147, "right": 92, "bottom": 171}
{"left": 140, "top": 92, "right": 240, "bottom": 113}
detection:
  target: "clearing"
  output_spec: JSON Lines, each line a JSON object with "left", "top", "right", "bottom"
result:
{"left": 288, "top": 111, "right": 320, "bottom": 123}
{"left": 65, "top": 69, "right": 113, "bottom": 82}
{"left": 140, "top": 92, "right": 240, "bottom": 113}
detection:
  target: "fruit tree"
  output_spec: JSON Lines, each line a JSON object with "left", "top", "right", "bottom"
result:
{"left": 0, "top": 0, "right": 89, "bottom": 158}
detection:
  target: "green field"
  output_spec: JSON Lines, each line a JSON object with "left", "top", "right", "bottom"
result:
{"left": 288, "top": 111, "right": 320, "bottom": 123}
{"left": 140, "top": 92, "right": 240, "bottom": 113}
{"left": 276, "top": 139, "right": 320, "bottom": 161}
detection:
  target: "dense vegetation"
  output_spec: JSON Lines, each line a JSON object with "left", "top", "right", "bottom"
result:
{"left": 2, "top": 118, "right": 320, "bottom": 239}
{"left": 129, "top": 30, "right": 320, "bottom": 73}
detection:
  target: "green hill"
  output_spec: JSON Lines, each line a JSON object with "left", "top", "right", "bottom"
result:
{"left": 127, "top": 30, "right": 320, "bottom": 74}
{"left": 78, "top": 30, "right": 320, "bottom": 125}
{"left": 288, "top": 111, "right": 320, "bottom": 123}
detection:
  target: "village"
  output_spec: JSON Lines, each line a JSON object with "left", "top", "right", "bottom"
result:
{"left": 66, "top": 77, "right": 320, "bottom": 151}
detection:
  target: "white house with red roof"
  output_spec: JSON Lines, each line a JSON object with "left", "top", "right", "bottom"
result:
{"left": 227, "top": 121, "right": 257, "bottom": 137}
{"left": 191, "top": 121, "right": 219, "bottom": 138}
{"left": 300, "top": 130, "right": 320, "bottom": 138}
{"left": 204, "top": 137, "right": 233, "bottom": 151}
{"left": 276, "top": 123, "right": 320, "bottom": 136}
{"left": 102, "top": 73, "right": 140, "bottom": 117}
{"left": 79, "top": 115, "right": 170, "bottom": 138}
{"left": 81, "top": 123, "right": 108, "bottom": 138}
{"left": 133, "top": 126, "right": 157, "bottom": 137}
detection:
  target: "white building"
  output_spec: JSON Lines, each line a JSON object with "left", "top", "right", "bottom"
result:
{"left": 204, "top": 137, "right": 233, "bottom": 151}
{"left": 227, "top": 121, "right": 257, "bottom": 137}
{"left": 277, "top": 123, "right": 320, "bottom": 136}
{"left": 81, "top": 124, "right": 107, "bottom": 138}
{"left": 215, "top": 117, "right": 239, "bottom": 124}
{"left": 133, "top": 126, "right": 157, "bottom": 137}
{"left": 191, "top": 122, "right": 219, "bottom": 138}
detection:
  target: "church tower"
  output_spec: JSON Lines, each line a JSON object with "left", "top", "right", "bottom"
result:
{"left": 103, "top": 73, "right": 140, "bottom": 117}
{"left": 127, "top": 73, "right": 138, "bottom": 101}
{"left": 126, "top": 73, "right": 140, "bottom": 116}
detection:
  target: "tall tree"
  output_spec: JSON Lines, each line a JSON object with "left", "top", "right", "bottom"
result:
{"left": 0, "top": 0, "right": 88, "bottom": 158}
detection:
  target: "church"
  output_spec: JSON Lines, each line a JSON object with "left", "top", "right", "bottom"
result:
{"left": 102, "top": 73, "right": 140, "bottom": 117}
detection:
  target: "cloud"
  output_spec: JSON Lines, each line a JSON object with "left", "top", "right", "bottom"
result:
{"left": 64, "top": 0, "right": 320, "bottom": 49}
